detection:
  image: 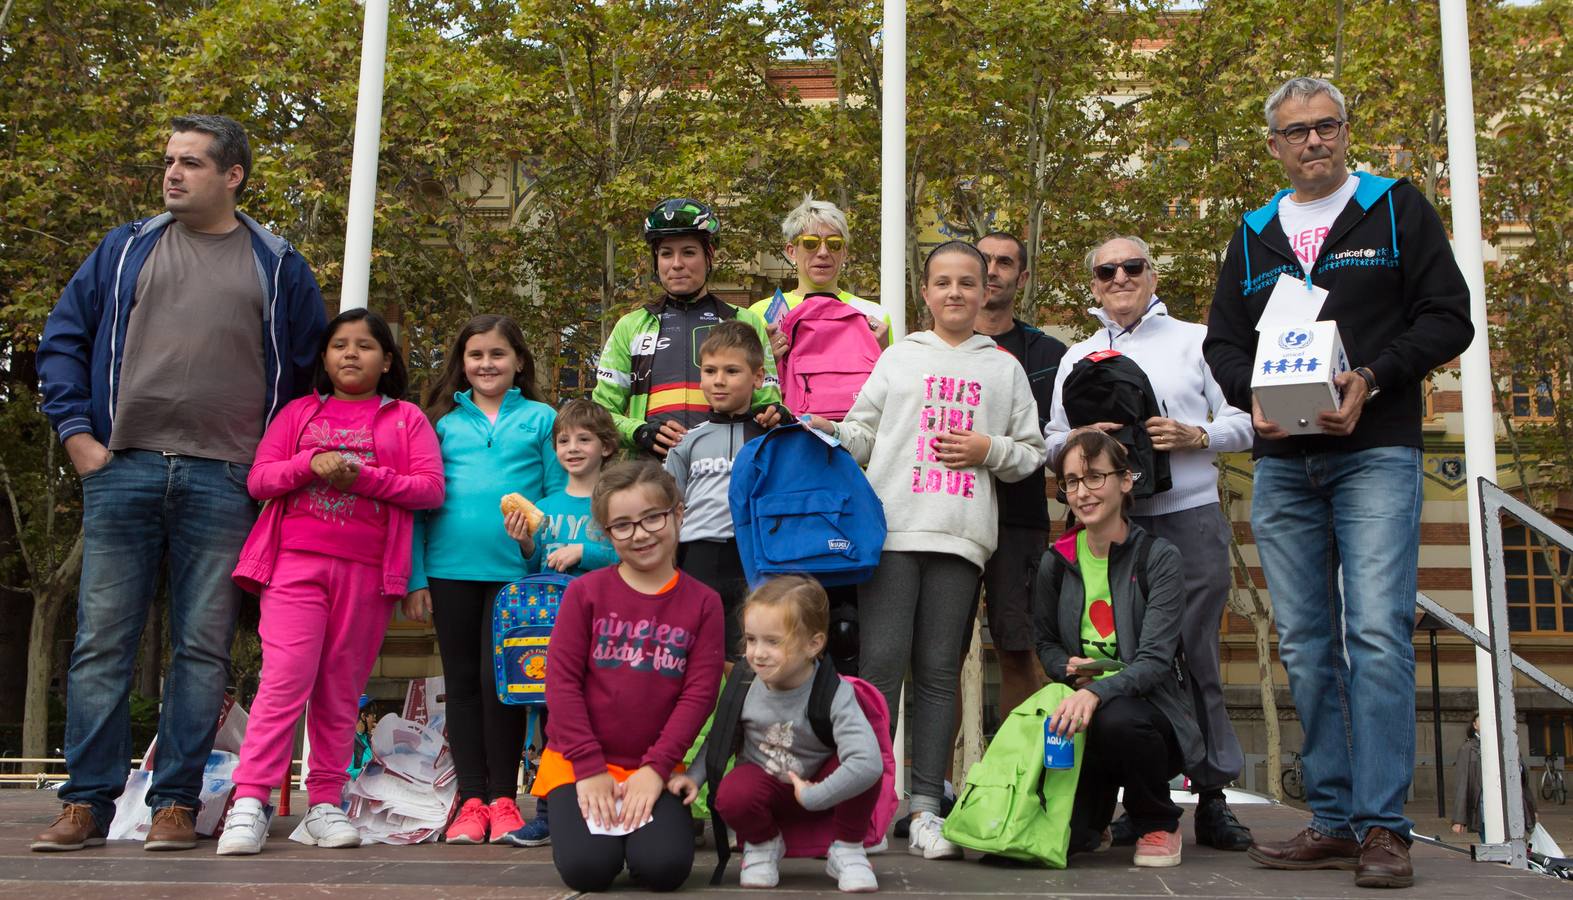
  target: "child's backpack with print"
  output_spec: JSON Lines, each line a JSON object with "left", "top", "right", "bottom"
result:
{"left": 729, "top": 421, "right": 886, "bottom": 588}
{"left": 492, "top": 574, "right": 573, "bottom": 705}
{"left": 778, "top": 293, "right": 882, "bottom": 421}
{"left": 1060, "top": 349, "right": 1171, "bottom": 499}
{"left": 942, "top": 682, "right": 1083, "bottom": 868}
{"left": 703, "top": 659, "right": 898, "bottom": 884}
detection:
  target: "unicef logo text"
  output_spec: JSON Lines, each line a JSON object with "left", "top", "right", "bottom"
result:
{"left": 1277, "top": 328, "right": 1312, "bottom": 350}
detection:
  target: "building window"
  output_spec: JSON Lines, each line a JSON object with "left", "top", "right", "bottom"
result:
{"left": 1510, "top": 377, "right": 1556, "bottom": 422}
{"left": 1504, "top": 520, "right": 1572, "bottom": 633}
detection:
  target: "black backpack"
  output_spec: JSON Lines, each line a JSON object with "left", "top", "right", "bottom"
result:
{"left": 1060, "top": 349, "right": 1171, "bottom": 499}
{"left": 704, "top": 659, "right": 842, "bottom": 885}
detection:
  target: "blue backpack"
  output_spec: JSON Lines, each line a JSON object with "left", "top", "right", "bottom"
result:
{"left": 728, "top": 422, "right": 886, "bottom": 587}
{"left": 492, "top": 574, "right": 574, "bottom": 705}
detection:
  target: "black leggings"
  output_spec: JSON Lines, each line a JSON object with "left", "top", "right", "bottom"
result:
{"left": 548, "top": 784, "right": 695, "bottom": 892}
{"left": 1071, "top": 694, "right": 1184, "bottom": 838}
{"left": 428, "top": 577, "right": 526, "bottom": 803}
{"left": 678, "top": 540, "right": 747, "bottom": 660}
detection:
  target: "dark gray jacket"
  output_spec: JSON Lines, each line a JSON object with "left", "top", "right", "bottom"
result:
{"left": 1032, "top": 522, "right": 1203, "bottom": 771}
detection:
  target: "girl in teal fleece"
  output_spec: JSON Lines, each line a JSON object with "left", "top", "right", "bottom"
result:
{"left": 402, "top": 314, "right": 566, "bottom": 845}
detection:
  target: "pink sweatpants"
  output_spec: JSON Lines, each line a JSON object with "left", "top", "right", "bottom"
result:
{"left": 232, "top": 550, "right": 393, "bottom": 807}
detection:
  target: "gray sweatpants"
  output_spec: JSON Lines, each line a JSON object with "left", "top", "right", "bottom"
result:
{"left": 1133, "top": 502, "right": 1244, "bottom": 793}
{"left": 858, "top": 550, "right": 980, "bottom": 811}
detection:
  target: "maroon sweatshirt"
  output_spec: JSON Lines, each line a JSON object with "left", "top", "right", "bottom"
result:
{"left": 544, "top": 566, "right": 725, "bottom": 780}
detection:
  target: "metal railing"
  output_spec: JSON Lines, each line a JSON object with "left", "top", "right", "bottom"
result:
{"left": 1419, "top": 478, "right": 1573, "bottom": 870}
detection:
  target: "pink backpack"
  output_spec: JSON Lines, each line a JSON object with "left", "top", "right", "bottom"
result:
{"left": 779, "top": 295, "right": 882, "bottom": 420}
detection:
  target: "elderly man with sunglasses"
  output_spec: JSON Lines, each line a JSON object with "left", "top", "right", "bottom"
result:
{"left": 1203, "top": 77, "right": 1473, "bottom": 889}
{"left": 751, "top": 195, "right": 890, "bottom": 359}
{"left": 1045, "top": 234, "right": 1255, "bottom": 852}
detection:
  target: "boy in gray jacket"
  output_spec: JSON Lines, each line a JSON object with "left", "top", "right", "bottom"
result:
{"left": 665, "top": 321, "right": 784, "bottom": 661}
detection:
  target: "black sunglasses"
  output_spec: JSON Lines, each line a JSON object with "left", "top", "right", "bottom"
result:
{"left": 1093, "top": 258, "right": 1149, "bottom": 282}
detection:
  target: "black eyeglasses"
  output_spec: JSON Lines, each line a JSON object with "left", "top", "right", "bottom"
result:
{"left": 1092, "top": 259, "right": 1148, "bottom": 282}
{"left": 1061, "top": 469, "right": 1126, "bottom": 493}
{"left": 605, "top": 508, "right": 674, "bottom": 541}
{"left": 1273, "top": 118, "right": 1346, "bottom": 146}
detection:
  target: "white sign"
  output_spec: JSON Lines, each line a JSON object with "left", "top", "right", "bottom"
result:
{"left": 1256, "top": 273, "right": 1329, "bottom": 331}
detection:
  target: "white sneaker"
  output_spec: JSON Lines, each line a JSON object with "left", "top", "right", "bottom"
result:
{"left": 907, "top": 811, "right": 962, "bottom": 860}
{"left": 739, "top": 833, "right": 785, "bottom": 888}
{"left": 826, "top": 839, "right": 879, "bottom": 892}
{"left": 215, "top": 798, "right": 269, "bottom": 856}
{"left": 299, "top": 802, "right": 361, "bottom": 848}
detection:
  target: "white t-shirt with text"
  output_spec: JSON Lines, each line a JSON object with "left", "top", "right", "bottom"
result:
{"left": 1277, "top": 174, "right": 1359, "bottom": 274}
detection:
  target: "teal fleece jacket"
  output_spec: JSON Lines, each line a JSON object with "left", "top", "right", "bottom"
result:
{"left": 409, "top": 388, "right": 567, "bottom": 590}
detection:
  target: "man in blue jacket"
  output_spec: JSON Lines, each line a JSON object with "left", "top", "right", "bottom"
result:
{"left": 31, "top": 115, "right": 326, "bottom": 853}
{"left": 1204, "top": 78, "right": 1473, "bottom": 889}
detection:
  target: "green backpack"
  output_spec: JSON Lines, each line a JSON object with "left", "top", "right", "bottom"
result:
{"left": 942, "top": 682, "right": 1083, "bottom": 868}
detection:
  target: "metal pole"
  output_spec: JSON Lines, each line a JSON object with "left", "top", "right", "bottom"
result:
{"left": 878, "top": 0, "right": 907, "bottom": 341}
{"left": 1431, "top": 628, "right": 1446, "bottom": 819}
{"left": 1438, "top": 0, "right": 1504, "bottom": 844}
{"left": 339, "top": 0, "right": 390, "bottom": 312}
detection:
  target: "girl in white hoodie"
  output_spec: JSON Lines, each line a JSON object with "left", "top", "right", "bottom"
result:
{"left": 809, "top": 241, "right": 1046, "bottom": 860}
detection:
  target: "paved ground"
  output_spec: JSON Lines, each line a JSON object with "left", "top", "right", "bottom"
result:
{"left": 0, "top": 789, "right": 1565, "bottom": 899}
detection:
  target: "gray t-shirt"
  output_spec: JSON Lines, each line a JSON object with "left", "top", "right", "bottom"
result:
{"left": 110, "top": 222, "right": 267, "bottom": 464}
{"left": 688, "top": 663, "right": 882, "bottom": 811}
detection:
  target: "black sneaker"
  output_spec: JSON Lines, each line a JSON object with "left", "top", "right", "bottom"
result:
{"left": 1109, "top": 812, "right": 1138, "bottom": 847}
{"left": 1194, "top": 796, "right": 1253, "bottom": 851}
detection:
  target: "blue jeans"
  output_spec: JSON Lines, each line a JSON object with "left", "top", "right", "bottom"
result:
{"left": 60, "top": 450, "right": 255, "bottom": 829}
{"left": 1251, "top": 446, "right": 1422, "bottom": 841}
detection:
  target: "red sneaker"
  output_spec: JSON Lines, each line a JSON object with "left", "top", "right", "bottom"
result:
{"left": 1134, "top": 828, "right": 1182, "bottom": 867}
{"left": 445, "top": 798, "right": 490, "bottom": 845}
{"left": 488, "top": 797, "right": 525, "bottom": 843}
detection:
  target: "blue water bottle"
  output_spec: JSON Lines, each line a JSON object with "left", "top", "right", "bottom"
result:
{"left": 1044, "top": 718, "right": 1075, "bottom": 769}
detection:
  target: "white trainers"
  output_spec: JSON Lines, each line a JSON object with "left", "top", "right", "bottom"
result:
{"left": 739, "top": 832, "right": 785, "bottom": 888}
{"left": 907, "top": 811, "right": 962, "bottom": 860}
{"left": 299, "top": 802, "right": 361, "bottom": 848}
{"left": 826, "top": 839, "right": 879, "bottom": 892}
{"left": 215, "top": 798, "right": 269, "bottom": 856}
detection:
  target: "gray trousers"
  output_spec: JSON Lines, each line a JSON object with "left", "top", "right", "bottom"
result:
{"left": 1132, "top": 503, "right": 1244, "bottom": 793}
{"left": 858, "top": 550, "right": 980, "bottom": 808}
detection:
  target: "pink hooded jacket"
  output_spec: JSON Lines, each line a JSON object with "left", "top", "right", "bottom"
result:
{"left": 232, "top": 393, "right": 445, "bottom": 599}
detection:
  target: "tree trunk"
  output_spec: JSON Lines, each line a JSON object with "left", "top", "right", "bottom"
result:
{"left": 135, "top": 592, "right": 163, "bottom": 699}
{"left": 1254, "top": 611, "right": 1284, "bottom": 802}
{"left": 954, "top": 618, "right": 986, "bottom": 779}
{"left": 22, "top": 529, "right": 83, "bottom": 759}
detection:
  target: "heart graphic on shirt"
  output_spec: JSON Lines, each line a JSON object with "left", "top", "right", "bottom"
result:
{"left": 1088, "top": 599, "right": 1115, "bottom": 638}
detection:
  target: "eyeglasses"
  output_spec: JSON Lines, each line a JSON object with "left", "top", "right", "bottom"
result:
{"left": 1272, "top": 118, "right": 1346, "bottom": 146}
{"left": 1061, "top": 469, "right": 1125, "bottom": 493}
{"left": 1092, "top": 259, "right": 1149, "bottom": 282}
{"left": 605, "top": 508, "right": 674, "bottom": 541}
{"left": 794, "top": 234, "right": 846, "bottom": 253}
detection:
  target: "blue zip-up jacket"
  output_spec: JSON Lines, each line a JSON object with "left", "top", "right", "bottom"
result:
{"left": 409, "top": 388, "right": 567, "bottom": 590}
{"left": 37, "top": 211, "right": 328, "bottom": 444}
{"left": 1203, "top": 173, "right": 1473, "bottom": 457}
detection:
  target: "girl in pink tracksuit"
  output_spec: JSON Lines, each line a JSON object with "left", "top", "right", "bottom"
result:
{"left": 218, "top": 308, "right": 445, "bottom": 855}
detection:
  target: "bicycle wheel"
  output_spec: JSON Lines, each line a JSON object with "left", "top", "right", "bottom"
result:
{"left": 1544, "top": 772, "right": 1558, "bottom": 802}
{"left": 1556, "top": 775, "right": 1567, "bottom": 806}
{"left": 1282, "top": 767, "right": 1305, "bottom": 801}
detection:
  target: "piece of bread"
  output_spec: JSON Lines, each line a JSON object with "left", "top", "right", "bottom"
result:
{"left": 500, "top": 493, "right": 545, "bottom": 532}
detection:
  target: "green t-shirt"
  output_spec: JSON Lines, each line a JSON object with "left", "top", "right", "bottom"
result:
{"left": 1077, "top": 531, "right": 1118, "bottom": 679}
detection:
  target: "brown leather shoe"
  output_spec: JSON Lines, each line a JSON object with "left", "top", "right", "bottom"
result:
{"left": 1247, "top": 827, "right": 1361, "bottom": 870}
{"left": 144, "top": 804, "right": 198, "bottom": 851}
{"left": 30, "top": 803, "right": 106, "bottom": 852}
{"left": 1355, "top": 827, "right": 1414, "bottom": 889}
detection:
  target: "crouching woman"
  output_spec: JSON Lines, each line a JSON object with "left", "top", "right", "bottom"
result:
{"left": 1033, "top": 428, "right": 1203, "bottom": 868}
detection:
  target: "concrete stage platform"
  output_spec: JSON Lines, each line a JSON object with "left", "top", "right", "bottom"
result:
{"left": 0, "top": 790, "right": 1563, "bottom": 899}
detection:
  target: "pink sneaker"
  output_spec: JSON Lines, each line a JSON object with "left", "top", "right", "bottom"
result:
{"left": 1133, "top": 828, "right": 1182, "bottom": 867}
{"left": 488, "top": 797, "right": 525, "bottom": 843}
{"left": 445, "top": 798, "right": 490, "bottom": 845}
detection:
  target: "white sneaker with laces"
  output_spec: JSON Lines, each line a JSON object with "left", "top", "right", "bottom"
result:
{"left": 906, "top": 811, "right": 962, "bottom": 860}
{"left": 299, "top": 802, "right": 361, "bottom": 848}
{"left": 739, "top": 833, "right": 785, "bottom": 888}
{"left": 826, "top": 839, "right": 879, "bottom": 892}
{"left": 215, "top": 798, "right": 269, "bottom": 856}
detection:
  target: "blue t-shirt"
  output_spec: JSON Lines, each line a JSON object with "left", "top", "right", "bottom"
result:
{"left": 526, "top": 490, "right": 618, "bottom": 577}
